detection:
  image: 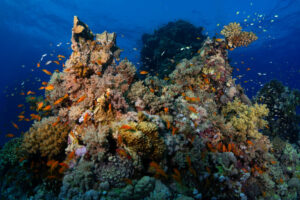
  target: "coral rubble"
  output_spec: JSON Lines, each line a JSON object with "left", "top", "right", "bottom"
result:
{"left": 0, "top": 17, "right": 299, "bottom": 200}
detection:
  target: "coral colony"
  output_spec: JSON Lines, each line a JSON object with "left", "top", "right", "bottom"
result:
{"left": 1, "top": 17, "right": 300, "bottom": 200}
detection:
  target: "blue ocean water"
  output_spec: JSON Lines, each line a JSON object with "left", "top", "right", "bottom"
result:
{"left": 0, "top": 0, "right": 299, "bottom": 145}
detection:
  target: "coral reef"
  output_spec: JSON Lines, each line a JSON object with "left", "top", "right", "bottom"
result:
{"left": 221, "top": 22, "right": 258, "bottom": 49}
{"left": 1, "top": 17, "right": 299, "bottom": 200}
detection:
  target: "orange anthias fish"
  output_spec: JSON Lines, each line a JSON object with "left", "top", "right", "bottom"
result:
{"left": 45, "top": 84, "right": 54, "bottom": 91}
{"left": 53, "top": 61, "right": 60, "bottom": 65}
{"left": 37, "top": 63, "right": 40, "bottom": 68}
{"left": 50, "top": 161, "right": 59, "bottom": 172}
{"left": 39, "top": 86, "right": 45, "bottom": 90}
{"left": 172, "top": 126, "right": 178, "bottom": 135}
{"left": 166, "top": 120, "right": 171, "bottom": 129}
{"left": 76, "top": 95, "right": 86, "bottom": 104}
{"left": 150, "top": 88, "right": 155, "bottom": 93}
{"left": 120, "top": 125, "right": 134, "bottom": 130}
{"left": 140, "top": 71, "right": 148, "bottom": 75}
{"left": 43, "top": 105, "right": 51, "bottom": 111}
{"left": 54, "top": 94, "right": 68, "bottom": 105}
{"left": 188, "top": 106, "right": 197, "bottom": 113}
{"left": 246, "top": 140, "right": 254, "bottom": 146}
{"left": 67, "top": 151, "right": 75, "bottom": 161}
{"left": 11, "top": 122, "right": 19, "bottom": 130}
{"left": 5, "top": 133, "right": 15, "bottom": 138}
{"left": 42, "top": 81, "right": 48, "bottom": 85}
{"left": 164, "top": 107, "right": 169, "bottom": 114}
{"left": 27, "top": 91, "right": 35, "bottom": 95}
{"left": 37, "top": 102, "right": 44, "bottom": 111}
{"left": 149, "top": 161, "right": 168, "bottom": 178}
{"left": 57, "top": 55, "right": 65, "bottom": 59}
{"left": 42, "top": 69, "right": 52, "bottom": 75}
{"left": 246, "top": 68, "right": 251, "bottom": 71}
{"left": 228, "top": 143, "right": 232, "bottom": 152}
{"left": 271, "top": 160, "right": 277, "bottom": 165}
{"left": 52, "top": 117, "right": 60, "bottom": 126}
{"left": 116, "top": 149, "right": 132, "bottom": 159}
{"left": 59, "top": 162, "right": 69, "bottom": 168}
{"left": 203, "top": 78, "right": 210, "bottom": 84}
{"left": 172, "top": 168, "right": 181, "bottom": 183}
{"left": 18, "top": 115, "right": 25, "bottom": 119}
{"left": 83, "top": 113, "right": 89, "bottom": 123}
{"left": 215, "top": 38, "right": 223, "bottom": 42}
{"left": 30, "top": 114, "right": 41, "bottom": 121}
{"left": 18, "top": 104, "right": 24, "bottom": 108}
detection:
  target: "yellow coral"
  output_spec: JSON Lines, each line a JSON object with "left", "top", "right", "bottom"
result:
{"left": 221, "top": 22, "right": 258, "bottom": 48}
{"left": 22, "top": 117, "right": 71, "bottom": 159}
{"left": 222, "top": 99, "right": 269, "bottom": 140}
{"left": 119, "top": 121, "right": 165, "bottom": 161}
{"left": 220, "top": 22, "right": 242, "bottom": 38}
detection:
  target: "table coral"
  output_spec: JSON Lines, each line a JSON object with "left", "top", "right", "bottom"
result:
{"left": 221, "top": 22, "right": 258, "bottom": 48}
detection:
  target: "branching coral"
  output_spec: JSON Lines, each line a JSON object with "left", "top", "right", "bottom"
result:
{"left": 22, "top": 116, "right": 71, "bottom": 159}
{"left": 221, "top": 22, "right": 258, "bottom": 48}
{"left": 222, "top": 99, "right": 269, "bottom": 140}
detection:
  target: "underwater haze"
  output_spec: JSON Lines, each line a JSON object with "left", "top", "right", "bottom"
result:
{"left": 0, "top": 0, "right": 300, "bottom": 199}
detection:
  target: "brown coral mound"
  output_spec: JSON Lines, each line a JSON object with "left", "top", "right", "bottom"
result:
{"left": 221, "top": 22, "right": 258, "bottom": 48}
{"left": 119, "top": 121, "right": 165, "bottom": 163}
{"left": 22, "top": 117, "right": 71, "bottom": 159}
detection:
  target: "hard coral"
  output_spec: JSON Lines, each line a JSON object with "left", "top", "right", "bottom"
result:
{"left": 22, "top": 116, "right": 71, "bottom": 159}
{"left": 221, "top": 22, "right": 258, "bottom": 48}
{"left": 118, "top": 121, "right": 165, "bottom": 167}
{"left": 222, "top": 99, "right": 269, "bottom": 140}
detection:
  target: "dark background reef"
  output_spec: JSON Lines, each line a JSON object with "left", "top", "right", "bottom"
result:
{"left": 140, "top": 20, "right": 206, "bottom": 78}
